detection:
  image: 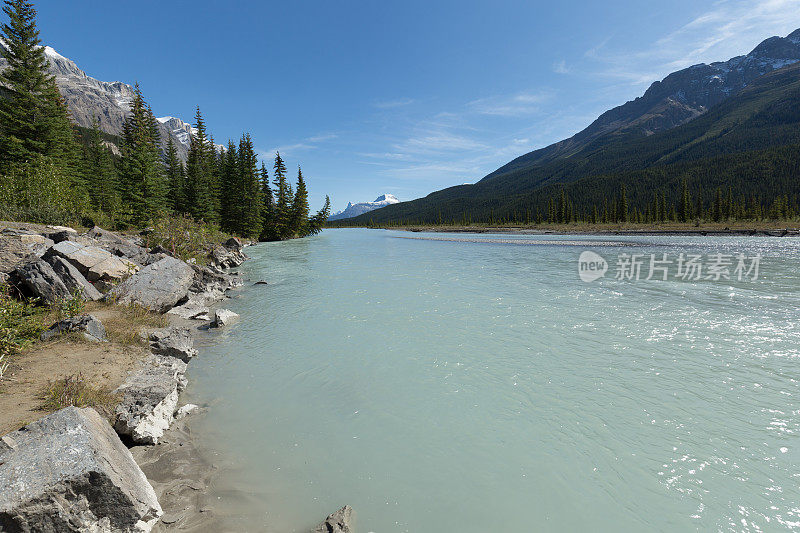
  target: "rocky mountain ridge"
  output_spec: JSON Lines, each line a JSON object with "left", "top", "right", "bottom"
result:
{"left": 483, "top": 28, "right": 800, "bottom": 182}
{"left": 0, "top": 41, "right": 191, "bottom": 161}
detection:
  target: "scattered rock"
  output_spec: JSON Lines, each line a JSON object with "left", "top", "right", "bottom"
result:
{"left": 160, "top": 512, "right": 184, "bottom": 525}
{"left": 167, "top": 302, "right": 211, "bottom": 321}
{"left": 208, "top": 243, "right": 247, "bottom": 270}
{"left": 149, "top": 326, "right": 198, "bottom": 362}
{"left": 0, "top": 235, "right": 33, "bottom": 276}
{"left": 107, "top": 256, "right": 194, "bottom": 313}
{"left": 40, "top": 314, "right": 107, "bottom": 343}
{"left": 224, "top": 237, "right": 243, "bottom": 250}
{"left": 46, "top": 255, "right": 103, "bottom": 300}
{"left": 9, "top": 259, "right": 73, "bottom": 305}
{"left": 313, "top": 506, "right": 354, "bottom": 533}
{"left": 114, "top": 355, "right": 187, "bottom": 445}
{"left": 47, "top": 225, "right": 78, "bottom": 234}
{"left": 174, "top": 404, "right": 199, "bottom": 420}
{"left": 0, "top": 407, "right": 162, "bottom": 532}
{"left": 149, "top": 244, "right": 171, "bottom": 256}
{"left": 86, "top": 225, "right": 126, "bottom": 243}
{"left": 18, "top": 233, "right": 46, "bottom": 245}
{"left": 211, "top": 309, "right": 239, "bottom": 328}
{"left": 45, "top": 240, "right": 138, "bottom": 285}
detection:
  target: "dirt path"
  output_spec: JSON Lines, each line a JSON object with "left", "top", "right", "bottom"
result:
{"left": 0, "top": 303, "right": 159, "bottom": 435}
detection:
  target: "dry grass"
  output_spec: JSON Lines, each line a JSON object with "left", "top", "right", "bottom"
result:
{"left": 85, "top": 301, "right": 168, "bottom": 346}
{"left": 40, "top": 372, "right": 120, "bottom": 418}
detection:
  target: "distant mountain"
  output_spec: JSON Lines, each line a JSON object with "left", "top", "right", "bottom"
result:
{"left": 0, "top": 42, "right": 192, "bottom": 161}
{"left": 483, "top": 28, "right": 800, "bottom": 184}
{"left": 328, "top": 194, "right": 400, "bottom": 220}
{"left": 338, "top": 29, "right": 800, "bottom": 225}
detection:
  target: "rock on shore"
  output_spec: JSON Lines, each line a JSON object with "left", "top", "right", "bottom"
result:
{"left": 0, "top": 407, "right": 162, "bottom": 532}
{"left": 149, "top": 326, "right": 198, "bottom": 363}
{"left": 114, "top": 355, "right": 188, "bottom": 445}
{"left": 108, "top": 256, "right": 195, "bottom": 313}
{"left": 313, "top": 505, "right": 354, "bottom": 533}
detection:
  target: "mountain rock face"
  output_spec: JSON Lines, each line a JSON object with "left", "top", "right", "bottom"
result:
{"left": 328, "top": 194, "right": 400, "bottom": 220}
{"left": 484, "top": 29, "right": 800, "bottom": 182}
{"left": 0, "top": 42, "right": 190, "bottom": 161}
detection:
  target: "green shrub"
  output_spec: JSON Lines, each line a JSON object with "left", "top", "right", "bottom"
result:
{"left": 56, "top": 289, "right": 85, "bottom": 321}
{"left": 0, "top": 284, "right": 48, "bottom": 379}
{"left": 143, "top": 213, "right": 232, "bottom": 264}
{"left": 0, "top": 157, "right": 88, "bottom": 226}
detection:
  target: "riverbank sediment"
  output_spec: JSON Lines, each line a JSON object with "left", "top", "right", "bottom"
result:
{"left": 360, "top": 222, "right": 800, "bottom": 237}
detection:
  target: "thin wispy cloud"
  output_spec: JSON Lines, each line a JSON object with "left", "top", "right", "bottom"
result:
{"left": 262, "top": 132, "right": 339, "bottom": 159}
{"left": 363, "top": 0, "right": 800, "bottom": 195}
{"left": 372, "top": 98, "right": 415, "bottom": 109}
{"left": 588, "top": 0, "right": 800, "bottom": 87}
{"left": 467, "top": 91, "right": 552, "bottom": 116}
{"left": 553, "top": 60, "right": 570, "bottom": 74}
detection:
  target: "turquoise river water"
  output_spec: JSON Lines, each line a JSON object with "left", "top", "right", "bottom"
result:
{"left": 185, "top": 229, "right": 800, "bottom": 532}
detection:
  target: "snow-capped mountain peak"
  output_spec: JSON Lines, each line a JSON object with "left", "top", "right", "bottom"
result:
{"left": 328, "top": 194, "right": 401, "bottom": 221}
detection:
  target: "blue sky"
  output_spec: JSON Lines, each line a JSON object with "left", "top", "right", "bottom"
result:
{"left": 33, "top": 0, "right": 800, "bottom": 212}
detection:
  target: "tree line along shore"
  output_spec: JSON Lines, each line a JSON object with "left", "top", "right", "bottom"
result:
{"left": 0, "top": 0, "right": 330, "bottom": 242}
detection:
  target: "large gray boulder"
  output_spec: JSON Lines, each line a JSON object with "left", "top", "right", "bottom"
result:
{"left": 107, "top": 256, "right": 194, "bottom": 313}
{"left": 0, "top": 235, "right": 34, "bottom": 276}
{"left": 149, "top": 326, "right": 197, "bottom": 362}
{"left": 114, "top": 355, "right": 187, "bottom": 445}
{"left": 0, "top": 407, "right": 162, "bottom": 532}
{"left": 40, "top": 314, "right": 107, "bottom": 343}
{"left": 166, "top": 301, "right": 211, "bottom": 321}
{"left": 45, "top": 240, "right": 138, "bottom": 285}
{"left": 10, "top": 259, "right": 73, "bottom": 305}
{"left": 313, "top": 506, "right": 354, "bottom": 533}
{"left": 208, "top": 243, "right": 247, "bottom": 271}
{"left": 46, "top": 255, "right": 103, "bottom": 300}
{"left": 211, "top": 308, "right": 239, "bottom": 328}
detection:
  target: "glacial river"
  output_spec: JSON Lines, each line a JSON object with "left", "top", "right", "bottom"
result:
{"left": 186, "top": 228, "right": 800, "bottom": 532}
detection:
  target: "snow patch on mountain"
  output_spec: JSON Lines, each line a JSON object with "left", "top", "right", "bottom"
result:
{"left": 328, "top": 194, "right": 400, "bottom": 220}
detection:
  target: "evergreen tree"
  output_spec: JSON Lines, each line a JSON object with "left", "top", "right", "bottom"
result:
{"left": 164, "top": 135, "right": 185, "bottom": 213}
{"left": 289, "top": 166, "right": 309, "bottom": 236}
{"left": 0, "top": 0, "right": 55, "bottom": 167}
{"left": 185, "top": 107, "right": 219, "bottom": 223}
{"left": 272, "top": 151, "right": 290, "bottom": 238}
{"left": 259, "top": 162, "right": 278, "bottom": 241}
{"left": 695, "top": 184, "right": 704, "bottom": 220}
{"left": 118, "top": 83, "right": 165, "bottom": 226}
{"left": 218, "top": 140, "right": 238, "bottom": 231}
{"left": 307, "top": 195, "right": 331, "bottom": 235}
{"left": 679, "top": 178, "right": 693, "bottom": 222}
{"left": 83, "top": 118, "right": 118, "bottom": 214}
{"left": 237, "top": 133, "right": 262, "bottom": 238}
{"left": 618, "top": 184, "right": 628, "bottom": 223}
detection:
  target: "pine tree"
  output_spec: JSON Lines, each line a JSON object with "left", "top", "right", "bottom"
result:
{"left": 118, "top": 83, "right": 165, "bottom": 226}
{"left": 237, "top": 133, "right": 262, "bottom": 238}
{"left": 679, "top": 178, "right": 692, "bottom": 222}
{"left": 259, "top": 162, "right": 278, "bottom": 241}
{"left": 695, "top": 184, "right": 704, "bottom": 220}
{"left": 307, "top": 195, "right": 331, "bottom": 235}
{"left": 618, "top": 184, "right": 628, "bottom": 223}
{"left": 0, "top": 0, "right": 55, "bottom": 167}
{"left": 289, "top": 166, "right": 309, "bottom": 236}
{"left": 185, "top": 107, "right": 219, "bottom": 223}
{"left": 272, "top": 151, "right": 290, "bottom": 238}
{"left": 83, "top": 117, "right": 118, "bottom": 214}
{"left": 218, "top": 140, "right": 238, "bottom": 231}
{"left": 164, "top": 135, "right": 185, "bottom": 213}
